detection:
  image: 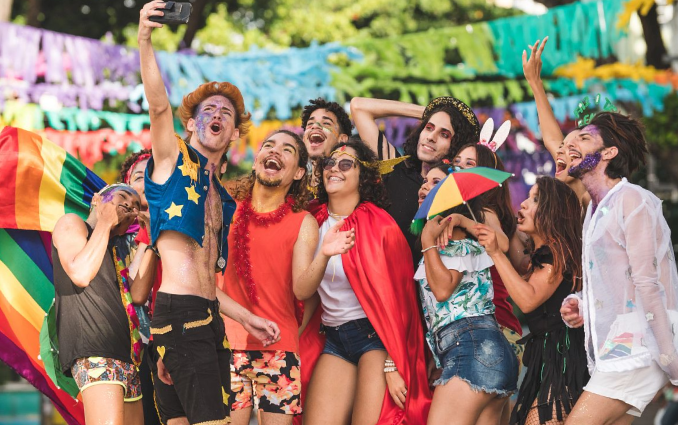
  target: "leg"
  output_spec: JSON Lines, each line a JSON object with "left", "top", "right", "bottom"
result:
{"left": 81, "top": 383, "right": 125, "bottom": 425}
{"left": 260, "top": 412, "right": 293, "bottom": 425}
{"left": 303, "top": 354, "right": 358, "bottom": 425}
{"left": 427, "top": 377, "right": 498, "bottom": 425}
{"left": 564, "top": 391, "right": 633, "bottom": 425}
{"left": 230, "top": 351, "right": 255, "bottom": 425}
{"left": 352, "top": 350, "right": 387, "bottom": 425}
{"left": 124, "top": 400, "right": 145, "bottom": 425}
{"left": 476, "top": 397, "right": 509, "bottom": 425}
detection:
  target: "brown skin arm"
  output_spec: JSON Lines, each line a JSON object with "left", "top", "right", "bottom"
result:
{"left": 138, "top": 0, "right": 178, "bottom": 183}
{"left": 522, "top": 37, "right": 564, "bottom": 159}
{"left": 350, "top": 97, "right": 425, "bottom": 159}
{"left": 421, "top": 216, "right": 464, "bottom": 302}
{"left": 53, "top": 211, "right": 115, "bottom": 288}
{"left": 129, "top": 243, "right": 158, "bottom": 305}
{"left": 476, "top": 224, "right": 561, "bottom": 313}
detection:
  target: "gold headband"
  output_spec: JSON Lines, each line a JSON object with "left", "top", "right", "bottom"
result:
{"left": 423, "top": 96, "right": 480, "bottom": 137}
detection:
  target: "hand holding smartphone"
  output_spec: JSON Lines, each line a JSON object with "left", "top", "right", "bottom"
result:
{"left": 148, "top": 1, "right": 192, "bottom": 25}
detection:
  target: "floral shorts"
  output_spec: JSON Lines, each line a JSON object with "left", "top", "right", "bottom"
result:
{"left": 230, "top": 350, "right": 302, "bottom": 415}
{"left": 71, "top": 357, "right": 141, "bottom": 402}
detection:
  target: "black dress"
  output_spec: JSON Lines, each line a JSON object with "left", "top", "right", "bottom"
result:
{"left": 511, "top": 246, "right": 589, "bottom": 425}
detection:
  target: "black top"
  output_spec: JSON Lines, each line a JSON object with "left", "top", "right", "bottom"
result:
{"left": 53, "top": 222, "right": 132, "bottom": 375}
{"left": 524, "top": 245, "right": 575, "bottom": 335}
{"left": 378, "top": 132, "right": 423, "bottom": 265}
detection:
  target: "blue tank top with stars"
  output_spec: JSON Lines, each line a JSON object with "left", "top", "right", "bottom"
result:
{"left": 144, "top": 138, "right": 236, "bottom": 273}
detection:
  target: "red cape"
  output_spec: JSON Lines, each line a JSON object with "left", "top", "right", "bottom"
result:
{"left": 297, "top": 202, "right": 431, "bottom": 424}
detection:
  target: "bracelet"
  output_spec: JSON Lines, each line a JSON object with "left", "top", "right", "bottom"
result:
{"left": 421, "top": 245, "right": 437, "bottom": 254}
{"left": 384, "top": 360, "right": 395, "bottom": 367}
{"left": 384, "top": 366, "right": 398, "bottom": 373}
{"left": 145, "top": 244, "right": 161, "bottom": 258}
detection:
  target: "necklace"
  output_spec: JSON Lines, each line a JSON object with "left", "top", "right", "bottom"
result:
{"left": 233, "top": 195, "right": 295, "bottom": 304}
{"left": 327, "top": 209, "right": 349, "bottom": 220}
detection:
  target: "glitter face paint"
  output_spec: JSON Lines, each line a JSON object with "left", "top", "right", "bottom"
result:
{"left": 194, "top": 96, "right": 235, "bottom": 146}
{"left": 568, "top": 151, "right": 602, "bottom": 179}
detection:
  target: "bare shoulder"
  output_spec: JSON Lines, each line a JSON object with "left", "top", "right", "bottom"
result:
{"left": 53, "top": 214, "right": 88, "bottom": 247}
{"left": 296, "top": 214, "right": 319, "bottom": 246}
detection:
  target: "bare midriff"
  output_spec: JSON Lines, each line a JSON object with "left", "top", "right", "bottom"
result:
{"left": 156, "top": 183, "right": 223, "bottom": 300}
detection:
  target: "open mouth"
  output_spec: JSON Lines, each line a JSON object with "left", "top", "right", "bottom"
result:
{"left": 517, "top": 210, "right": 525, "bottom": 225}
{"left": 326, "top": 175, "right": 344, "bottom": 184}
{"left": 555, "top": 158, "right": 567, "bottom": 175}
{"left": 264, "top": 157, "right": 282, "bottom": 171}
{"left": 568, "top": 150, "right": 582, "bottom": 162}
{"left": 309, "top": 132, "right": 325, "bottom": 146}
{"left": 209, "top": 121, "right": 223, "bottom": 135}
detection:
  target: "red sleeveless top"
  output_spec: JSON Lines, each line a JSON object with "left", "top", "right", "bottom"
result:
{"left": 218, "top": 202, "right": 309, "bottom": 353}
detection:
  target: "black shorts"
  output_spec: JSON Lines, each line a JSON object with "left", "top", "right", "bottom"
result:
{"left": 150, "top": 293, "right": 232, "bottom": 425}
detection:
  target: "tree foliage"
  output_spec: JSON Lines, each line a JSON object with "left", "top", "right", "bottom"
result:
{"left": 12, "top": 0, "right": 519, "bottom": 52}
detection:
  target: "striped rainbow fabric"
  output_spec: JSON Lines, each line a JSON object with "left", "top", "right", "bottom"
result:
{"left": 0, "top": 126, "right": 106, "bottom": 425}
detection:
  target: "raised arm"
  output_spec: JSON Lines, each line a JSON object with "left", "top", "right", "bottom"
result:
{"left": 421, "top": 216, "right": 463, "bottom": 302}
{"left": 129, "top": 243, "right": 158, "bottom": 305}
{"left": 350, "top": 97, "right": 425, "bottom": 160}
{"left": 437, "top": 212, "right": 509, "bottom": 253}
{"left": 476, "top": 224, "right": 560, "bottom": 313}
{"left": 522, "top": 37, "right": 564, "bottom": 159}
{"left": 53, "top": 200, "right": 120, "bottom": 288}
{"left": 138, "top": 1, "right": 178, "bottom": 181}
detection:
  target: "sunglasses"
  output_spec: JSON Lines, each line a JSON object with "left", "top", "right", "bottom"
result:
{"left": 322, "top": 157, "right": 357, "bottom": 172}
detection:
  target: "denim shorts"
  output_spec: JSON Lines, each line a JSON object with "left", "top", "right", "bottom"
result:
{"left": 322, "top": 318, "right": 386, "bottom": 365}
{"left": 432, "top": 315, "right": 518, "bottom": 396}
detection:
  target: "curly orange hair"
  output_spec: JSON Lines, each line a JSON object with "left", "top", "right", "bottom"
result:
{"left": 177, "top": 81, "right": 252, "bottom": 138}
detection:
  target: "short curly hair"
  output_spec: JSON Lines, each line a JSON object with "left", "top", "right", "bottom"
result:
{"left": 119, "top": 149, "right": 151, "bottom": 184}
{"left": 301, "top": 98, "right": 352, "bottom": 136}
{"left": 314, "top": 137, "right": 389, "bottom": 210}
{"left": 177, "top": 81, "right": 252, "bottom": 139}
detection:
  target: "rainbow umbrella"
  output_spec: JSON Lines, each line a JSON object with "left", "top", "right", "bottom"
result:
{"left": 411, "top": 167, "right": 513, "bottom": 231}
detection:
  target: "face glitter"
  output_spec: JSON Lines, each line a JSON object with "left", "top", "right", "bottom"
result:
{"left": 568, "top": 151, "right": 602, "bottom": 179}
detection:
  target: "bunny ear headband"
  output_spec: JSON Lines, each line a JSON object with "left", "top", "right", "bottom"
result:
{"left": 478, "top": 118, "right": 510, "bottom": 152}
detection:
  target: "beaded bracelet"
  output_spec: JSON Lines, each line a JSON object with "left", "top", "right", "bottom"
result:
{"left": 384, "top": 366, "right": 398, "bottom": 373}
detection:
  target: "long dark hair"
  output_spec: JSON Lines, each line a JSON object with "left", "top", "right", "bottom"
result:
{"left": 314, "top": 137, "right": 389, "bottom": 210}
{"left": 231, "top": 130, "right": 310, "bottom": 213}
{"left": 453, "top": 143, "right": 516, "bottom": 240}
{"left": 402, "top": 105, "right": 479, "bottom": 173}
{"left": 532, "top": 176, "right": 583, "bottom": 290}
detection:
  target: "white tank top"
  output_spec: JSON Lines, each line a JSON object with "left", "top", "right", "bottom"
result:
{"left": 316, "top": 215, "right": 367, "bottom": 327}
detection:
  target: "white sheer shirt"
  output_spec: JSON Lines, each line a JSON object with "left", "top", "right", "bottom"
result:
{"left": 573, "top": 178, "right": 678, "bottom": 382}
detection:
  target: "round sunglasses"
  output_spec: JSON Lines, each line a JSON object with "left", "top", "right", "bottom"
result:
{"left": 322, "top": 157, "right": 358, "bottom": 172}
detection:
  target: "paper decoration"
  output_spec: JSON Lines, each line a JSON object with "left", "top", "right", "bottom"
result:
{"left": 617, "top": 0, "right": 674, "bottom": 29}
{"left": 554, "top": 57, "right": 661, "bottom": 88}
{"left": 488, "top": 0, "right": 625, "bottom": 78}
{"left": 0, "top": 22, "right": 357, "bottom": 122}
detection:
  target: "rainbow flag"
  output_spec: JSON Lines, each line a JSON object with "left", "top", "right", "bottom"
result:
{"left": 0, "top": 126, "right": 106, "bottom": 425}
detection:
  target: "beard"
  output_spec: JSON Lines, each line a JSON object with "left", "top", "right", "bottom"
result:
{"left": 568, "top": 151, "right": 602, "bottom": 179}
{"left": 256, "top": 172, "right": 283, "bottom": 187}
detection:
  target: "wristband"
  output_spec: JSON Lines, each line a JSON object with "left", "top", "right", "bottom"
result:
{"left": 421, "top": 245, "right": 437, "bottom": 254}
{"left": 145, "top": 244, "right": 161, "bottom": 258}
{"left": 384, "top": 366, "right": 398, "bottom": 373}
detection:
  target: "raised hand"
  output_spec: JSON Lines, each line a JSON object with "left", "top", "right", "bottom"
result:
{"left": 242, "top": 314, "right": 281, "bottom": 347}
{"left": 94, "top": 194, "right": 121, "bottom": 229}
{"left": 522, "top": 37, "right": 548, "bottom": 83}
{"left": 321, "top": 219, "right": 355, "bottom": 257}
{"left": 138, "top": 0, "right": 166, "bottom": 40}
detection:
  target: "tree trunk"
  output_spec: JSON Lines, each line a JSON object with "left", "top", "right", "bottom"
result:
{"left": 27, "top": 0, "right": 40, "bottom": 27}
{"left": 180, "top": 0, "right": 208, "bottom": 50}
{"left": 638, "top": 3, "right": 669, "bottom": 69}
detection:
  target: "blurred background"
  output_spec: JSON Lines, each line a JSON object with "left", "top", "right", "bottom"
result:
{"left": 0, "top": 0, "right": 677, "bottom": 424}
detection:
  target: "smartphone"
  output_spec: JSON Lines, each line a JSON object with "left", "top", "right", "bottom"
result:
{"left": 149, "top": 1, "right": 192, "bottom": 25}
